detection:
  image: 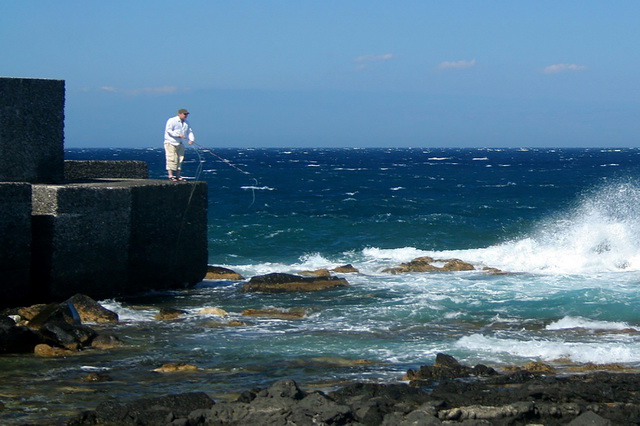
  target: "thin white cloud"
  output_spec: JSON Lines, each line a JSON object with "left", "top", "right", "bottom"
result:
{"left": 353, "top": 53, "right": 395, "bottom": 63}
{"left": 438, "top": 59, "right": 476, "bottom": 70}
{"left": 98, "top": 85, "right": 182, "bottom": 95}
{"left": 353, "top": 53, "right": 395, "bottom": 70}
{"left": 543, "top": 63, "right": 587, "bottom": 74}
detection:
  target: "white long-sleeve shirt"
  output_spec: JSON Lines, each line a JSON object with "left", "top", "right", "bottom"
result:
{"left": 164, "top": 115, "right": 195, "bottom": 146}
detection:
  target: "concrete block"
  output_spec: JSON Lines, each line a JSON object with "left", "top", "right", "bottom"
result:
{"left": 31, "top": 179, "right": 207, "bottom": 300}
{"left": 129, "top": 181, "right": 208, "bottom": 290}
{"left": 0, "top": 183, "right": 32, "bottom": 307}
{"left": 0, "top": 78, "right": 65, "bottom": 183}
{"left": 65, "top": 160, "right": 149, "bottom": 180}
{"left": 32, "top": 181, "right": 132, "bottom": 300}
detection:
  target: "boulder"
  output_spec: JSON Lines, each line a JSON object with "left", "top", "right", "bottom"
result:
{"left": 34, "top": 343, "right": 75, "bottom": 357}
{"left": 405, "top": 353, "right": 498, "bottom": 385}
{"left": 65, "top": 294, "right": 119, "bottom": 324}
{"left": 91, "top": 332, "right": 125, "bottom": 349}
{"left": 331, "top": 264, "right": 359, "bottom": 273}
{"left": 154, "top": 307, "right": 188, "bottom": 320}
{"left": 383, "top": 257, "right": 475, "bottom": 274}
{"left": 299, "top": 268, "right": 331, "bottom": 277}
{"left": 197, "top": 306, "right": 229, "bottom": 317}
{"left": 0, "top": 325, "right": 42, "bottom": 354}
{"left": 86, "top": 392, "right": 214, "bottom": 425}
{"left": 241, "top": 272, "right": 350, "bottom": 293}
{"left": 205, "top": 266, "right": 244, "bottom": 281}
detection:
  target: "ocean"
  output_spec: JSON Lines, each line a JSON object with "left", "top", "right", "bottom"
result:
{"left": 4, "top": 147, "right": 640, "bottom": 423}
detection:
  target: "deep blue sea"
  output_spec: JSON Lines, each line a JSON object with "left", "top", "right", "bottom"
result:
{"left": 5, "top": 147, "right": 640, "bottom": 423}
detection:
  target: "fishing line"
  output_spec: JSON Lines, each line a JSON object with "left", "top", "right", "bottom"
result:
{"left": 192, "top": 142, "right": 258, "bottom": 208}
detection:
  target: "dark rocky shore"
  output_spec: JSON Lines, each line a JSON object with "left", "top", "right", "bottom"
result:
{"left": 3, "top": 275, "right": 639, "bottom": 425}
{"left": 64, "top": 353, "right": 640, "bottom": 425}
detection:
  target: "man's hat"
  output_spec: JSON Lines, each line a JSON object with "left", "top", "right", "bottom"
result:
{"left": 178, "top": 108, "right": 189, "bottom": 114}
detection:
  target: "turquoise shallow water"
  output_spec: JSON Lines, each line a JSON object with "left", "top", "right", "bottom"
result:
{"left": 4, "top": 147, "right": 640, "bottom": 424}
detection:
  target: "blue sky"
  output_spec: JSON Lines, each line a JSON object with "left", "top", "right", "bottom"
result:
{"left": 3, "top": 1, "right": 640, "bottom": 148}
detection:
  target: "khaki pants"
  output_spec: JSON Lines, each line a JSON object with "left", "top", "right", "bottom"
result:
{"left": 164, "top": 142, "right": 185, "bottom": 171}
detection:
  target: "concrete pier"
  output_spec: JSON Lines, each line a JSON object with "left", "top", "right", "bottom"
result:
{"left": 0, "top": 77, "right": 208, "bottom": 307}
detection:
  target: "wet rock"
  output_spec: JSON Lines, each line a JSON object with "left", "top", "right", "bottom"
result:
{"left": 332, "top": 264, "right": 360, "bottom": 273}
{"left": 197, "top": 306, "right": 229, "bottom": 317}
{"left": 405, "top": 353, "right": 498, "bottom": 385}
{"left": 241, "top": 307, "right": 307, "bottom": 320}
{"left": 154, "top": 307, "right": 188, "bottom": 320}
{"left": 153, "top": 362, "right": 199, "bottom": 373}
{"left": 65, "top": 294, "right": 119, "bottom": 324}
{"left": 299, "top": 268, "right": 332, "bottom": 277}
{"left": 205, "top": 265, "right": 245, "bottom": 280}
{"left": 91, "top": 332, "right": 124, "bottom": 349}
{"left": 34, "top": 343, "right": 75, "bottom": 357}
{"left": 16, "top": 304, "right": 47, "bottom": 322}
{"left": 80, "top": 372, "right": 112, "bottom": 382}
{"left": 38, "top": 321, "right": 96, "bottom": 350}
{"left": 0, "top": 324, "right": 42, "bottom": 353}
{"left": 383, "top": 257, "right": 475, "bottom": 274}
{"left": 241, "top": 272, "right": 350, "bottom": 293}
{"left": 27, "top": 302, "right": 80, "bottom": 329}
{"left": 0, "top": 316, "right": 15, "bottom": 327}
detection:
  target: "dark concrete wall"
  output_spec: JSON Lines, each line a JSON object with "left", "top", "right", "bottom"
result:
{"left": 0, "top": 183, "right": 32, "bottom": 305}
{"left": 31, "top": 182, "right": 132, "bottom": 300}
{"left": 30, "top": 179, "right": 207, "bottom": 301}
{"left": 129, "top": 181, "right": 208, "bottom": 290}
{"left": 65, "top": 160, "right": 149, "bottom": 180}
{"left": 0, "top": 78, "right": 65, "bottom": 183}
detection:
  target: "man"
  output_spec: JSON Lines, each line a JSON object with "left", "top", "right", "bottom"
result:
{"left": 164, "top": 108, "right": 195, "bottom": 181}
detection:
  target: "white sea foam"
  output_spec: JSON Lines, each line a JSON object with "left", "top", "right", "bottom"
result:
{"left": 420, "top": 182, "right": 640, "bottom": 274}
{"left": 546, "top": 316, "right": 639, "bottom": 331}
{"left": 456, "top": 334, "right": 640, "bottom": 364}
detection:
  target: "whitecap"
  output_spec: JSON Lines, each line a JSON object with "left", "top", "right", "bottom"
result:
{"left": 546, "top": 316, "right": 639, "bottom": 331}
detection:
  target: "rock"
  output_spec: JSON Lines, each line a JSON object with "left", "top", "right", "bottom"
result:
{"left": 205, "top": 266, "right": 244, "bottom": 280}
{"left": 522, "top": 361, "right": 556, "bottom": 373}
{"left": 38, "top": 321, "right": 96, "bottom": 350}
{"left": 34, "top": 343, "right": 75, "bottom": 357}
{"left": 87, "top": 392, "right": 214, "bottom": 425}
{"left": 241, "top": 272, "right": 350, "bottom": 293}
{"left": 0, "top": 325, "right": 42, "bottom": 354}
{"left": 80, "top": 372, "right": 112, "bottom": 382}
{"left": 299, "top": 268, "right": 331, "bottom": 277}
{"left": 27, "top": 303, "right": 79, "bottom": 329}
{"left": 440, "top": 259, "right": 475, "bottom": 271}
{"left": 91, "top": 332, "right": 124, "bottom": 349}
{"left": 154, "top": 307, "right": 188, "bottom": 320}
{"left": 17, "top": 304, "right": 47, "bottom": 321}
{"left": 242, "top": 308, "right": 306, "bottom": 320}
{"left": 482, "top": 266, "right": 507, "bottom": 275}
{"left": 331, "top": 264, "right": 359, "bottom": 273}
{"left": 0, "top": 316, "right": 15, "bottom": 327}
{"left": 383, "top": 257, "right": 475, "bottom": 274}
{"left": 65, "top": 294, "right": 119, "bottom": 323}
{"left": 197, "top": 307, "right": 229, "bottom": 317}
{"left": 568, "top": 410, "right": 612, "bottom": 425}
{"left": 405, "top": 353, "right": 498, "bottom": 385}
{"left": 153, "top": 362, "right": 199, "bottom": 373}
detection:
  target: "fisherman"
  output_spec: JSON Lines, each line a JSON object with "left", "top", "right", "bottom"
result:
{"left": 164, "top": 108, "right": 195, "bottom": 181}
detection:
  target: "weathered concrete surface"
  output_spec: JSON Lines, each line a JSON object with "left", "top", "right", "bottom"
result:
{"left": 0, "top": 183, "right": 32, "bottom": 306}
{"left": 65, "top": 160, "right": 149, "bottom": 180}
{"left": 0, "top": 78, "right": 64, "bottom": 183}
{"left": 31, "top": 179, "right": 208, "bottom": 301}
{"left": 31, "top": 181, "right": 132, "bottom": 300}
{"left": 128, "top": 180, "right": 208, "bottom": 291}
